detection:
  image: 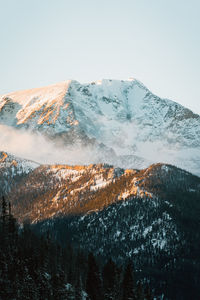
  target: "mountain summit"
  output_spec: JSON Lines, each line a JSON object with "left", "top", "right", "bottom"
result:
{"left": 0, "top": 79, "right": 200, "bottom": 175}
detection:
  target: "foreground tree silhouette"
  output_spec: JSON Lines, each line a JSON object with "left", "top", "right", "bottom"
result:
{"left": 86, "top": 253, "right": 102, "bottom": 300}
{"left": 122, "top": 261, "right": 135, "bottom": 300}
{"left": 102, "top": 258, "right": 118, "bottom": 300}
{"left": 0, "top": 196, "right": 152, "bottom": 300}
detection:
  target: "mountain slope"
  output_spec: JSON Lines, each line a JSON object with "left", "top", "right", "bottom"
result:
{"left": 1, "top": 152, "right": 200, "bottom": 298}
{"left": 0, "top": 151, "right": 39, "bottom": 194}
{"left": 8, "top": 162, "right": 200, "bottom": 224}
{"left": 0, "top": 79, "right": 200, "bottom": 175}
{"left": 0, "top": 154, "right": 198, "bottom": 298}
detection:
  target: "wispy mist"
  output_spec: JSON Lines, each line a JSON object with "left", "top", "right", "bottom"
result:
{"left": 0, "top": 124, "right": 199, "bottom": 176}
{"left": 0, "top": 125, "right": 98, "bottom": 165}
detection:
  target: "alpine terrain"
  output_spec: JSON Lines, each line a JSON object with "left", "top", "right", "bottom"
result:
{"left": 0, "top": 79, "right": 200, "bottom": 175}
{"left": 0, "top": 79, "right": 200, "bottom": 299}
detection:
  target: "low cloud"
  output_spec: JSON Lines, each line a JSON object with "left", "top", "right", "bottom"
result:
{"left": 0, "top": 125, "right": 97, "bottom": 165}
{"left": 0, "top": 124, "right": 199, "bottom": 176}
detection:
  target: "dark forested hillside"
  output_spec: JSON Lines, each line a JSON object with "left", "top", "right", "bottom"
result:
{"left": 0, "top": 197, "right": 152, "bottom": 300}
{"left": 34, "top": 189, "right": 200, "bottom": 300}
{"left": 1, "top": 154, "right": 200, "bottom": 299}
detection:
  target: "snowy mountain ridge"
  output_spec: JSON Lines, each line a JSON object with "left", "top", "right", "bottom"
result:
{"left": 0, "top": 78, "right": 200, "bottom": 175}
{"left": 0, "top": 151, "right": 199, "bottom": 223}
{"left": 0, "top": 151, "right": 39, "bottom": 175}
{"left": 0, "top": 151, "right": 39, "bottom": 194}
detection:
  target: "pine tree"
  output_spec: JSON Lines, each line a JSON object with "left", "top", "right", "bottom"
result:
{"left": 18, "top": 268, "right": 38, "bottom": 300}
{"left": 51, "top": 270, "right": 67, "bottom": 300}
{"left": 144, "top": 285, "right": 153, "bottom": 300}
{"left": 136, "top": 282, "right": 144, "bottom": 300}
{"left": 8, "top": 201, "right": 17, "bottom": 243}
{"left": 86, "top": 253, "right": 102, "bottom": 300}
{"left": 1, "top": 196, "right": 8, "bottom": 231}
{"left": 74, "top": 275, "right": 83, "bottom": 300}
{"left": 122, "top": 261, "right": 135, "bottom": 300}
{"left": 1, "top": 196, "right": 9, "bottom": 248}
{"left": 1, "top": 196, "right": 7, "bottom": 218}
{"left": 102, "top": 258, "right": 117, "bottom": 300}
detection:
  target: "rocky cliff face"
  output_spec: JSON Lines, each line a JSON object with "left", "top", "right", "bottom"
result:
{"left": 0, "top": 79, "right": 200, "bottom": 175}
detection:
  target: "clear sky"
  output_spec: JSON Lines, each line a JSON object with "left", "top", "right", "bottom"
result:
{"left": 0, "top": 0, "right": 199, "bottom": 113}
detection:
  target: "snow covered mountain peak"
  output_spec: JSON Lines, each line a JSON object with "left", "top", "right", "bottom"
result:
{"left": 0, "top": 78, "right": 200, "bottom": 175}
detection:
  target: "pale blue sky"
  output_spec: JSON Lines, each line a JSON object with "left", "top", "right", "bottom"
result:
{"left": 0, "top": 0, "right": 199, "bottom": 113}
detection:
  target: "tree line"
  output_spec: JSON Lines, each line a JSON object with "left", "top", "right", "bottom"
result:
{"left": 0, "top": 196, "right": 153, "bottom": 300}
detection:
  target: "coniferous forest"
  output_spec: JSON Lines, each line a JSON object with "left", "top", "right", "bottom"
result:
{"left": 0, "top": 196, "right": 153, "bottom": 300}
